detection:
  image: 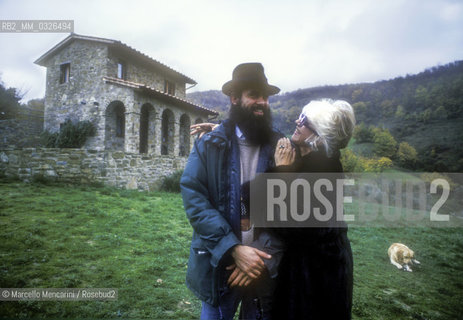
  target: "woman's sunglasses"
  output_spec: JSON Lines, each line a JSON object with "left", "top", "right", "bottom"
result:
{"left": 297, "top": 114, "right": 319, "bottom": 136}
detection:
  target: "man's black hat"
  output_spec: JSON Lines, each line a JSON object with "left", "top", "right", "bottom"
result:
{"left": 222, "top": 62, "right": 280, "bottom": 97}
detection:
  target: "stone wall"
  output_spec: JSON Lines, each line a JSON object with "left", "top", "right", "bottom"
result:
{"left": 0, "top": 148, "right": 187, "bottom": 191}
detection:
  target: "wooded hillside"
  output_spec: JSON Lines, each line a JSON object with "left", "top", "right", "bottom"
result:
{"left": 188, "top": 61, "right": 463, "bottom": 172}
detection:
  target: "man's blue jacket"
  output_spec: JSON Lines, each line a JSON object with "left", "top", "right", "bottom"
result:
{"left": 180, "top": 119, "right": 281, "bottom": 306}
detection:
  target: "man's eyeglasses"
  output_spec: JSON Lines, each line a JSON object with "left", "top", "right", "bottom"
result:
{"left": 297, "top": 114, "right": 319, "bottom": 136}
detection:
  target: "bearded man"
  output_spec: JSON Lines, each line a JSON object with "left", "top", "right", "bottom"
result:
{"left": 180, "top": 63, "right": 284, "bottom": 320}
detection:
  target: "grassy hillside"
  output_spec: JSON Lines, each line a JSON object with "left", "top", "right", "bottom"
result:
{"left": 1, "top": 180, "right": 462, "bottom": 319}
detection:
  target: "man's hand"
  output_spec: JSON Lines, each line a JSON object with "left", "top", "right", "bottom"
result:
{"left": 226, "top": 264, "right": 253, "bottom": 287}
{"left": 231, "top": 245, "right": 271, "bottom": 279}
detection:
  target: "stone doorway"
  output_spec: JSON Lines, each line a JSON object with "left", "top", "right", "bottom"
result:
{"left": 105, "top": 100, "right": 125, "bottom": 151}
{"left": 139, "top": 103, "right": 155, "bottom": 154}
{"left": 161, "top": 109, "right": 174, "bottom": 155}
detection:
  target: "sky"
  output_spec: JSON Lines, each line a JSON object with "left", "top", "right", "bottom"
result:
{"left": 0, "top": 0, "right": 462, "bottom": 102}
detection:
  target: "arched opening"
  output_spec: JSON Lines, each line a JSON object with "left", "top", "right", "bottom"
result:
{"left": 139, "top": 103, "right": 155, "bottom": 154}
{"left": 105, "top": 101, "right": 125, "bottom": 150}
{"left": 179, "top": 114, "right": 191, "bottom": 156}
{"left": 161, "top": 109, "right": 174, "bottom": 155}
{"left": 195, "top": 117, "right": 204, "bottom": 124}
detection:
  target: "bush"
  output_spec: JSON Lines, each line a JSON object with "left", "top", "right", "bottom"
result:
{"left": 160, "top": 170, "right": 184, "bottom": 193}
{"left": 40, "top": 131, "right": 59, "bottom": 147}
{"left": 341, "top": 149, "right": 393, "bottom": 172}
{"left": 372, "top": 128, "right": 397, "bottom": 157}
{"left": 353, "top": 123, "right": 374, "bottom": 143}
{"left": 31, "top": 173, "right": 57, "bottom": 185}
{"left": 341, "top": 149, "right": 363, "bottom": 172}
{"left": 41, "top": 119, "right": 96, "bottom": 148}
{"left": 396, "top": 142, "right": 418, "bottom": 168}
{"left": 362, "top": 156, "right": 393, "bottom": 172}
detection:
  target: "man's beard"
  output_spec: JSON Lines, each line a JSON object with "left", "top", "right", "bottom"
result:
{"left": 229, "top": 102, "right": 273, "bottom": 145}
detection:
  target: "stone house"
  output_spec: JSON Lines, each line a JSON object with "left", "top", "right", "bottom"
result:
{"left": 34, "top": 33, "right": 217, "bottom": 156}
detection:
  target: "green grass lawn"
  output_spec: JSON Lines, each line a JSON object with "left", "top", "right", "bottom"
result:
{"left": 0, "top": 180, "right": 462, "bottom": 319}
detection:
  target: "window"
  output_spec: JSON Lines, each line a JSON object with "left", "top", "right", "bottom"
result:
{"left": 60, "top": 63, "right": 70, "bottom": 84}
{"left": 117, "top": 61, "right": 126, "bottom": 79}
{"left": 164, "top": 80, "right": 175, "bottom": 95}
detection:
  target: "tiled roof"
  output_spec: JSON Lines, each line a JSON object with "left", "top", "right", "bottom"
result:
{"left": 103, "top": 76, "right": 218, "bottom": 115}
{"left": 34, "top": 33, "right": 197, "bottom": 84}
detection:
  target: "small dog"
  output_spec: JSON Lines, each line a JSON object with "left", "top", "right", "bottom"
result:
{"left": 388, "top": 243, "right": 420, "bottom": 272}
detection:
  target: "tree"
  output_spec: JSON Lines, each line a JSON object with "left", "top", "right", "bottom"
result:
{"left": 380, "top": 99, "right": 395, "bottom": 117}
{"left": 353, "top": 122, "right": 374, "bottom": 143}
{"left": 340, "top": 149, "right": 361, "bottom": 172}
{"left": 373, "top": 129, "right": 397, "bottom": 157}
{"left": 352, "top": 101, "right": 367, "bottom": 120}
{"left": 419, "top": 108, "right": 432, "bottom": 123}
{"left": 396, "top": 142, "right": 418, "bottom": 168}
{"left": 0, "top": 79, "right": 22, "bottom": 119}
{"left": 351, "top": 88, "right": 363, "bottom": 102}
{"left": 414, "top": 85, "right": 429, "bottom": 109}
{"left": 394, "top": 105, "right": 405, "bottom": 118}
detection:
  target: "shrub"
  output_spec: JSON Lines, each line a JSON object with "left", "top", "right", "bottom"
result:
{"left": 372, "top": 128, "right": 397, "bottom": 157}
{"left": 341, "top": 149, "right": 363, "bottom": 172}
{"left": 31, "top": 173, "right": 57, "bottom": 185}
{"left": 41, "top": 119, "right": 96, "bottom": 148}
{"left": 353, "top": 123, "right": 374, "bottom": 143}
{"left": 396, "top": 142, "right": 418, "bottom": 168}
{"left": 362, "top": 156, "right": 393, "bottom": 172}
{"left": 40, "top": 130, "right": 59, "bottom": 147}
{"left": 341, "top": 149, "right": 393, "bottom": 172}
{"left": 160, "top": 170, "right": 184, "bottom": 193}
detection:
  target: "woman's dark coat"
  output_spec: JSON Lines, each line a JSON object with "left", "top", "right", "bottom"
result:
{"left": 271, "top": 149, "right": 354, "bottom": 320}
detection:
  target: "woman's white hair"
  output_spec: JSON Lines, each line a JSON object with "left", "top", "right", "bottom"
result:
{"left": 301, "top": 99, "right": 356, "bottom": 157}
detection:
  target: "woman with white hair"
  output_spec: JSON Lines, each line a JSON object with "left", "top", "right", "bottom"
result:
{"left": 278, "top": 99, "right": 356, "bottom": 162}
{"left": 271, "top": 99, "right": 355, "bottom": 320}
